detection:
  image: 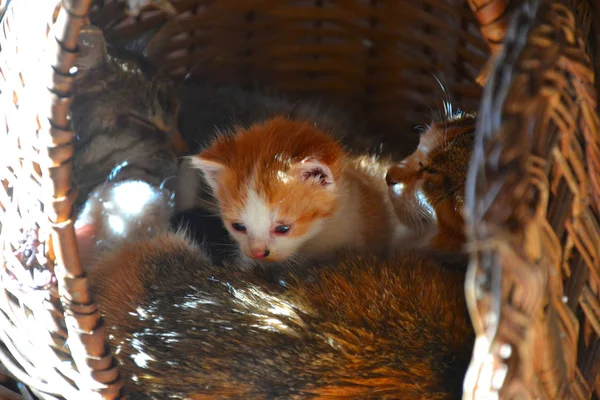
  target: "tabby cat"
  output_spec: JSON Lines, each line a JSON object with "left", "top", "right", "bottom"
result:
{"left": 70, "top": 25, "right": 189, "bottom": 268}
{"left": 386, "top": 111, "right": 476, "bottom": 256}
{"left": 70, "top": 24, "right": 186, "bottom": 214}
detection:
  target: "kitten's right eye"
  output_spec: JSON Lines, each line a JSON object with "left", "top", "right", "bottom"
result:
{"left": 231, "top": 223, "right": 247, "bottom": 233}
{"left": 274, "top": 225, "right": 291, "bottom": 234}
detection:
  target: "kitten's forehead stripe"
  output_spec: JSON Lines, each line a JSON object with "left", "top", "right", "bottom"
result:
{"left": 241, "top": 187, "right": 272, "bottom": 238}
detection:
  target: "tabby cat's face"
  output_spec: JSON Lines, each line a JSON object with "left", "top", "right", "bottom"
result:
{"left": 386, "top": 114, "right": 475, "bottom": 252}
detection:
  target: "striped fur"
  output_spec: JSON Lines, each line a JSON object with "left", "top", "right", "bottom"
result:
{"left": 70, "top": 25, "right": 186, "bottom": 213}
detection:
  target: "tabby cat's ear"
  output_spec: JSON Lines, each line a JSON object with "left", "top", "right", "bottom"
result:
{"left": 187, "top": 156, "right": 225, "bottom": 192}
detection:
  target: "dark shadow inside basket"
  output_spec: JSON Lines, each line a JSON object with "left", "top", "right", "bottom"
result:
{"left": 89, "top": 0, "right": 488, "bottom": 157}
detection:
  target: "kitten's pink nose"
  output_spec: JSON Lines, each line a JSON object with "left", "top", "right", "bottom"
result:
{"left": 250, "top": 249, "right": 270, "bottom": 259}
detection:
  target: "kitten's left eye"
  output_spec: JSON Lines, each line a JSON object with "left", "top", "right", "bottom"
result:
{"left": 273, "top": 225, "right": 291, "bottom": 234}
{"left": 232, "top": 222, "right": 247, "bottom": 233}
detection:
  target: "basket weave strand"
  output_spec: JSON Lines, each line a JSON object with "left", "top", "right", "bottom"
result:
{"left": 463, "top": 0, "right": 600, "bottom": 398}
{"left": 0, "top": 0, "right": 123, "bottom": 398}
{"left": 467, "top": 0, "right": 511, "bottom": 53}
{"left": 89, "top": 0, "right": 489, "bottom": 151}
{"left": 42, "top": 0, "right": 125, "bottom": 397}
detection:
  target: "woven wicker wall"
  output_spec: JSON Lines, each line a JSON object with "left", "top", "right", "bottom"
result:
{"left": 91, "top": 0, "right": 489, "bottom": 154}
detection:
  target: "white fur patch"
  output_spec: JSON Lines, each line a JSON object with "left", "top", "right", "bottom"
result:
{"left": 241, "top": 188, "right": 272, "bottom": 240}
{"left": 418, "top": 128, "right": 441, "bottom": 156}
{"left": 392, "top": 183, "right": 405, "bottom": 197}
{"left": 415, "top": 188, "right": 436, "bottom": 220}
{"left": 232, "top": 176, "right": 332, "bottom": 262}
{"left": 188, "top": 155, "right": 224, "bottom": 192}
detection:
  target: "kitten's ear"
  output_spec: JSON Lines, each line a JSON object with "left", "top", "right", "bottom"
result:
{"left": 187, "top": 156, "right": 225, "bottom": 192}
{"left": 291, "top": 158, "right": 335, "bottom": 190}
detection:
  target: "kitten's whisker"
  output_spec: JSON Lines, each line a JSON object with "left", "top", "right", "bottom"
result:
{"left": 193, "top": 196, "right": 219, "bottom": 207}
{"left": 429, "top": 74, "right": 445, "bottom": 123}
{"left": 431, "top": 73, "right": 452, "bottom": 119}
{"left": 424, "top": 101, "right": 439, "bottom": 125}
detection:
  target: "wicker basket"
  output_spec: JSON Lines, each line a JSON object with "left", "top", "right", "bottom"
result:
{"left": 0, "top": 0, "right": 598, "bottom": 399}
{"left": 463, "top": 1, "right": 600, "bottom": 398}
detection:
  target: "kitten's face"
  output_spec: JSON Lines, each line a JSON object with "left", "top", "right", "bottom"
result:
{"left": 386, "top": 114, "right": 475, "bottom": 251}
{"left": 215, "top": 168, "right": 337, "bottom": 263}
{"left": 191, "top": 117, "right": 344, "bottom": 263}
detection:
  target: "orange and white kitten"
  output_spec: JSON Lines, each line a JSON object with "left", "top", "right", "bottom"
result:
{"left": 386, "top": 111, "right": 476, "bottom": 253}
{"left": 189, "top": 116, "right": 402, "bottom": 265}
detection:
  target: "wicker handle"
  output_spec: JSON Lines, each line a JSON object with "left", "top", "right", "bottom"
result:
{"left": 40, "top": 0, "right": 124, "bottom": 398}
{"left": 467, "top": 0, "right": 513, "bottom": 85}
{"left": 467, "top": 0, "right": 512, "bottom": 53}
{"left": 463, "top": 0, "right": 600, "bottom": 398}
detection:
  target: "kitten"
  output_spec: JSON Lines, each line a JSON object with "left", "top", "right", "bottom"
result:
{"left": 70, "top": 24, "right": 186, "bottom": 213}
{"left": 188, "top": 116, "right": 402, "bottom": 266}
{"left": 88, "top": 232, "right": 473, "bottom": 400}
{"left": 174, "top": 82, "right": 372, "bottom": 214}
{"left": 386, "top": 112, "right": 476, "bottom": 253}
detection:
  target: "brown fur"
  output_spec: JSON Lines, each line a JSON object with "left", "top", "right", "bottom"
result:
{"left": 386, "top": 113, "right": 476, "bottom": 252}
{"left": 89, "top": 232, "right": 473, "bottom": 399}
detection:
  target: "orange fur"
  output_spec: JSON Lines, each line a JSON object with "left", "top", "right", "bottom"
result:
{"left": 386, "top": 113, "right": 475, "bottom": 252}
{"left": 191, "top": 116, "right": 398, "bottom": 264}
{"left": 199, "top": 117, "right": 345, "bottom": 186}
